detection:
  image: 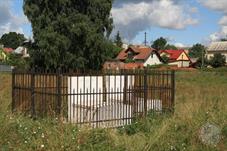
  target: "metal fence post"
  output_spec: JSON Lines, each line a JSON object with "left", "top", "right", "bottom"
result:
{"left": 12, "top": 68, "right": 16, "bottom": 112}
{"left": 31, "top": 68, "right": 36, "bottom": 117}
{"left": 144, "top": 69, "right": 148, "bottom": 117}
{"left": 123, "top": 70, "right": 128, "bottom": 104}
{"left": 171, "top": 70, "right": 175, "bottom": 113}
{"left": 57, "top": 68, "right": 62, "bottom": 115}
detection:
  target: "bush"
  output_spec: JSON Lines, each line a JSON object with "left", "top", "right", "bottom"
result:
{"left": 209, "top": 53, "right": 226, "bottom": 68}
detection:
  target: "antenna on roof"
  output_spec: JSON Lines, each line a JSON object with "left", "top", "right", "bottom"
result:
{"left": 144, "top": 32, "right": 148, "bottom": 46}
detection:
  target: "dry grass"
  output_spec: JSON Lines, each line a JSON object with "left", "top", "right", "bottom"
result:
{"left": 0, "top": 71, "right": 226, "bottom": 150}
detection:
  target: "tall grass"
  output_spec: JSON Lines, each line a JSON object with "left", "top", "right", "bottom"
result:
{"left": 0, "top": 71, "right": 226, "bottom": 150}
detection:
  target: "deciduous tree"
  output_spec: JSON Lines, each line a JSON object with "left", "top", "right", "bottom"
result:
{"left": 189, "top": 43, "right": 206, "bottom": 58}
{"left": 151, "top": 37, "right": 167, "bottom": 51}
{"left": 0, "top": 32, "right": 26, "bottom": 49}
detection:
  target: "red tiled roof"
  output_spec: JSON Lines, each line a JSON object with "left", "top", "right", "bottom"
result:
{"left": 3, "top": 48, "right": 13, "bottom": 53}
{"left": 117, "top": 46, "right": 156, "bottom": 61}
{"left": 124, "top": 63, "right": 144, "bottom": 69}
{"left": 160, "top": 50, "right": 189, "bottom": 61}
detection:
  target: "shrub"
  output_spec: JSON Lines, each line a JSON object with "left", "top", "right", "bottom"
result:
{"left": 209, "top": 53, "right": 226, "bottom": 68}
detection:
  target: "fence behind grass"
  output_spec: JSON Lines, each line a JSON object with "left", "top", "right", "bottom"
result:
{"left": 12, "top": 69, "right": 175, "bottom": 128}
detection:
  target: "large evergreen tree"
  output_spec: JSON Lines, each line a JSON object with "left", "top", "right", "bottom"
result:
{"left": 0, "top": 32, "right": 26, "bottom": 49}
{"left": 23, "top": 0, "right": 114, "bottom": 70}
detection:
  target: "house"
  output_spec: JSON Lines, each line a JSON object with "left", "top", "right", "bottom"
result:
{"left": 116, "top": 45, "right": 163, "bottom": 67}
{"left": 0, "top": 47, "right": 14, "bottom": 61}
{"left": 160, "top": 50, "right": 191, "bottom": 68}
{"left": 0, "top": 49, "right": 7, "bottom": 61}
{"left": 207, "top": 41, "right": 227, "bottom": 62}
{"left": 13, "top": 46, "right": 30, "bottom": 58}
{"left": 3, "top": 48, "right": 14, "bottom": 54}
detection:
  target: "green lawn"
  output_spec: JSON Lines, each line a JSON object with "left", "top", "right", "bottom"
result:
{"left": 0, "top": 71, "right": 226, "bottom": 151}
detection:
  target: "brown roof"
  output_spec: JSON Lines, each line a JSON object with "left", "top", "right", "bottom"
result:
{"left": 117, "top": 46, "right": 156, "bottom": 61}
{"left": 207, "top": 41, "right": 227, "bottom": 52}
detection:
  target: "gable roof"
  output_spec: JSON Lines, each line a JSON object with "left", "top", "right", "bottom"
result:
{"left": 160, "top": 50, "right": 190, "bottom": 62}
{"left": 117, "top": 46, "right": 159, "bottom": 61}
{"left": 3, "top": 48, "right": 13, "bottom": 53}
{"left": 207, "top": 41, "right": 227, "bottom": 52}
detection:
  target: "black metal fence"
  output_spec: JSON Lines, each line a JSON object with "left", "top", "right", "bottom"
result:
{"left": 12, "top": 69, "right": 175, "bottom": 128}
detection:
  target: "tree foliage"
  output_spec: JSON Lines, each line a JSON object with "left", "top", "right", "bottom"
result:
{"left": 23, "top": 0, "right": 114, "bottom": 70}
{"left": 151, "top": 37, "right": 178, "bottom": 51}
{"left": 165, "top": 44, "right": 178, "bottom": 50}
{"left": 189, "top": 43, "right": 206, "bottom": 58}
{"left": 114, "top": 31, "right": 123, "bottom": 48}
{"left": 5, "top": 53, "right": 29, "bottom": 69}
{"left": 209, "top": 53, "right": 226, "bottom": 68}
{"left": 161, "top": 55, "right": 169, "bottom": 64}
{"left": 151, "top": 37, "right": 167, "bottom": 51}
{"left": 0, "top": 32, "right": 26, "bottom": 49}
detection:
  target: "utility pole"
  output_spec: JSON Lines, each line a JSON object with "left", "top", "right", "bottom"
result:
{"left": 144, "top": 32, "right": 147, "bottom": 46}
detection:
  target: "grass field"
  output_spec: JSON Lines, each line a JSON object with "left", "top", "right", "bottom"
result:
{"left": 0, "top": 71, "right": 227, "bottom": 151}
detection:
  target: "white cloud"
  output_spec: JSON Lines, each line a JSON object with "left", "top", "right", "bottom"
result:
{"left": 0, "top": 1, "right": 28, "bottom": 37}
{"left": 219, "top": 16, "right": 227, "bottom": 26}
{"left": 199, "top": 0, "right": 227, "bottom": 42}
{"left": 174, "top": 43, "right": 186, "bottom": 48}
{"left": 199, "top": 0, "right": 227, "bottom": 13}
{"left": 112, "top": 0, "right": 198, "bottom": 41}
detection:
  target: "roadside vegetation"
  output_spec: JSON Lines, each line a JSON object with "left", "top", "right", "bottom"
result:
{"left": 0, "top": 71, "right": 226, "bottom": 150}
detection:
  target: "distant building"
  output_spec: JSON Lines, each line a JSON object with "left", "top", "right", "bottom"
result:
{"left": 14, "top": 46, "right": 30, "bottom": 58}
{"left": 104, "top": 45, "right": 163, "bottom": 69}
{"left": 117, "top": 45, "right": 163, "bottom": 66}
{"left": 3, "top": 48, "right": 14, "bottom": 54}
{"left": 0, "top": 49, "right": 7, "bottom": 61}
{"left": 160, "top": 50, "right": 191, "bottom": 68}
{"left": 207, "top": 41, "right": 227, "bottom": 62}
{"left": 122, "top": 43, "right": 129, "bottom": 49}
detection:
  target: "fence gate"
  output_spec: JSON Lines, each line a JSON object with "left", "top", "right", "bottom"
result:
{"left": 12, "top": 69, "right": 175, "bottom": 128}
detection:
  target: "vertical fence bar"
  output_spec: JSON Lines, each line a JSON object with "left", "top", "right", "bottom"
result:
{"left": 31, "top": 68, "right": 35, "bottom": 118}
{"left": 123, "top": 72, "right": 128, "bottom": 104}
{"left": 171, "top": 70, "right": 175, "bottom": 113}
{"left": 57, "top": 68, "right": 62, "bottom": 115}
{"left": 143, "top": 69, "right": 148, "bottom": 117}
{"left": 12, "top": 68, "right": 16, "bottom": 112}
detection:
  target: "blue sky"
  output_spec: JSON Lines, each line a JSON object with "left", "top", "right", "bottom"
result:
{"left": 1, "top": 0, "right": 227, "bottom": 47}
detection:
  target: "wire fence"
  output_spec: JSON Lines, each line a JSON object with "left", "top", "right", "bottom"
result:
{"left": 12, "top": 69, "right": 175, "bottom": 128}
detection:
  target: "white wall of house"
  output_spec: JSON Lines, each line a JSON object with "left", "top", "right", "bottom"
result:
{"left": 207, "top": 52, "right": 227, "bottom": 62}
{"left": 169, "top": 61, "right": 190, "bottom": 67}
{"left": 144, "top": 53, "right": 162, "bottom": 66}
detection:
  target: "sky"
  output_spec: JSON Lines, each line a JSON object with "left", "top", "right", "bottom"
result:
{"left": 0, "top": 0, "right": 227, "bottom": 47}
